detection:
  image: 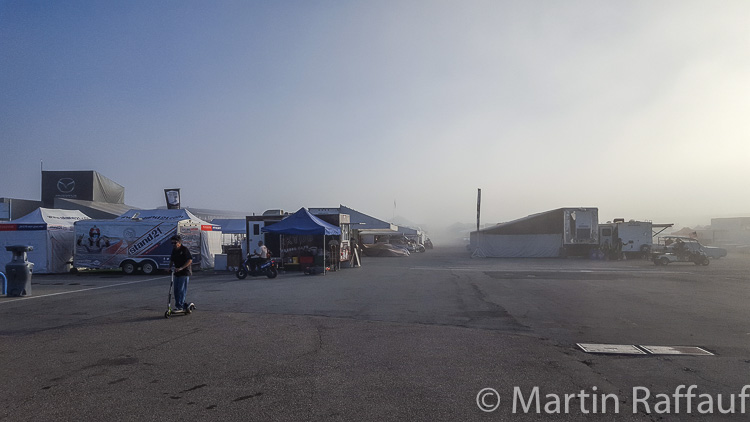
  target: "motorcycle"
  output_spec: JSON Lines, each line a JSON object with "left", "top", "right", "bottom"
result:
{"left": 236, "top": 254, "right": 279, "bottom": 279}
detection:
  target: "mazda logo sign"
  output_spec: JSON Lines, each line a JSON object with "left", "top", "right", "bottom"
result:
{"left": 57, "top": 178, "right": 76, "bottom": 193}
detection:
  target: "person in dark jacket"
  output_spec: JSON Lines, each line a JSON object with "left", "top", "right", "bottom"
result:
{"left": 169, "top": 235, "right": 193, "bottom": 312}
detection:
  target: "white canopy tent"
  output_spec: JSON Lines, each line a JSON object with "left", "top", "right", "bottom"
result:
{"left": 0, "top": 208, "right": 90, "bottom": 273}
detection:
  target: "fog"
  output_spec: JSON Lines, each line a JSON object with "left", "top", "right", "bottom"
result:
{"left": 2, "top": 1, "right": 749, "bottom": 243}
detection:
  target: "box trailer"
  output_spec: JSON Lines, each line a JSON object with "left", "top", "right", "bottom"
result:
{"left": 563, "top": 208, "right": 598, "bottom": 246}
{"left": 470, "top": 207, "right": 598, "bottom": 258}
{"left": 599, "top": 220, "right": 674, "bottom": 259}
{"left": 562, "top": 208, "right": 599, "bottom": 256}
{"left": 74, "top": 213, "right": 220, "bottom": 274}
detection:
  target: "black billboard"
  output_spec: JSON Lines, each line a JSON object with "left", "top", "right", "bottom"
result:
{"left": 42, "top": 171, "right": 124, "bottom": 208}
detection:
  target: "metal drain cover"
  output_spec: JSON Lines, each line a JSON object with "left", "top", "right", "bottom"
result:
{"left": 577, "top": 343, "right": 647, "bottom": 355}
{"left": 639, "top": 346, "right": 714, "bottom": 356}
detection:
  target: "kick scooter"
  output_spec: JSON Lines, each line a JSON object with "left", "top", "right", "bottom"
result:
{"left": 164, "top": 270, "right": 195, "bottom": 318}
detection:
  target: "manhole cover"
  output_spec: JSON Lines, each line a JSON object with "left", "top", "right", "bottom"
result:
{"left": 639, "top": 346, "right": 714, "bottom": 356}
{"left": 577, "top": 343, "right": 647, "bottom": 355}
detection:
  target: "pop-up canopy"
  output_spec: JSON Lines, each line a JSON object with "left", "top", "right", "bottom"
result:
{"left": 0, "top": 208, "right": 90, "bottom": 273}
{"left": 262, "top": 208, "right": 341, "bottom": 236}
{"left": 262, "top": 208, "right": 341, "bottom": 274}
{"left": 211, "top": 219, "right": 246, "bottom": 234}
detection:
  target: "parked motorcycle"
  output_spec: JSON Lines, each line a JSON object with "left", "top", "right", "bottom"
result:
{"left": 236, "top": 255, "right": 279, "bottom": 279}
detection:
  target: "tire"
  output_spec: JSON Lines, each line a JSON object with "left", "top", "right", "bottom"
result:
{"left": 236, "top": 267, "right": 248, "bottom": 279}
{"left": 121, "top": 261, "right": 136, "bottom": 275}
{"left": 266, "top": 267, "right": 278, "bottom": 279}
{"left": 659, "top": 257, "right": 670, "bottom": 266}
{"left": 702, "top": 257, "right": 710, "bottom": 266}
{"left": 141, "top": 260, "right": 157, "bottom": 275}
{"left": 640, "top": 245, "right": 651, "bottom": 258}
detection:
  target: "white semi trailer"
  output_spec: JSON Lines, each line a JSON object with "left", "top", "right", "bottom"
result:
{"left": 73, "top": 210, "right": 220, "bottom": 274}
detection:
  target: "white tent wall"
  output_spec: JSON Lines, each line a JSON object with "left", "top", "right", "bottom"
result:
{"left": 48, "top": 227, "right": 77, "bottom": 273}
{"left": 200, "top": 230, "right": 222, "bottom": 269}
{"left": 470, "top": 233, "right": 563, "bottom": 258}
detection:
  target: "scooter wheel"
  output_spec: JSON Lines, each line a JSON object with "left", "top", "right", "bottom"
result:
{"left": 188, "top": 303, "right": 196, "bottom": 311}
{"left": 164, "top": 310, "right": 171, "bottom": 319}
{"left": 236, "top": 268, "right": 248, "bottom": 279}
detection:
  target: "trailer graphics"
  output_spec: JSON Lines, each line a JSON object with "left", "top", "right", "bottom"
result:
{"left": 127, "top": 224, "right": 170, "bottom": 256}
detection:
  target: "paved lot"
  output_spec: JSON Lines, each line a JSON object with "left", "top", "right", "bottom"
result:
{"left": 1, "top": 247, "right": 749, "bottom": 421}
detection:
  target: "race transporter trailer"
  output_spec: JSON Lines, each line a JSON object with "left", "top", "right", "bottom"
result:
{"left": 73, "top": 209, "right": 221, "bottom": 274}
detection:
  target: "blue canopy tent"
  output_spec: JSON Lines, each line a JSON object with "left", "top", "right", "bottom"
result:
{"left": 262, "top": 208, "right": 341, "bottom": 274}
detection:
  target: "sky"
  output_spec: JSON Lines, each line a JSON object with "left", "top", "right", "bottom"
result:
{"left": 1, "top": 0, "right": 749, "bottom": 238}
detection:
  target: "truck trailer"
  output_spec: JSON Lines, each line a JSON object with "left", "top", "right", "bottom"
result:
{"left": 599, "top": 220, "right": 674, "bottom": 259}
{"left": 469, "top": 207, "right": 598, "bottom": 258}
{"left": 73, "top": 209, "right": 220, "bottom": 274}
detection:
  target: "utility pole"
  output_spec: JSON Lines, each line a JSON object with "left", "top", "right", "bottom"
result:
{"left": 471, "top": 188, "right": 486, "bottom": 258}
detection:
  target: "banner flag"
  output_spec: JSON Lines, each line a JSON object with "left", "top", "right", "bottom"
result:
{"left": 164, "top": 188, "right": 181, "bottom": 209}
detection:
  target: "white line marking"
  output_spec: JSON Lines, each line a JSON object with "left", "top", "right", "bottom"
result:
{"left": 409, "top": 267, "right": 684, "bottom": 274}
{"left": 0, "top": 276, "right": 168, "bottom": 305}
{"left": 409, "top": 267, "right": 481, "bottom": 272}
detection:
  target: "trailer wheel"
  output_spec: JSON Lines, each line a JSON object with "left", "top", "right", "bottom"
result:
{"left": 140, "top": 260, "right": 157, "bottom": 275}
{"left": 121, "top": 261, "right": 137, "bottom": 275}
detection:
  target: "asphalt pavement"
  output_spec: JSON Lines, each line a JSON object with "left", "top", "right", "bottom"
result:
{"left": 1, "top": 247, "right": 748, "bottom": 421}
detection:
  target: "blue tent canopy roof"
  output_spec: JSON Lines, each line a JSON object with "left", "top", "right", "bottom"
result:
{"left": 262, "top": 207, "right": 341, "bottom": 236}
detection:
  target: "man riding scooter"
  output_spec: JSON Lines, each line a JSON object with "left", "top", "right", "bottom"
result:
{"left": 236, "top": 240, "right": 278, "bottom": 279}
{"left": 249, "top": 240, "right": 269, "bottom": 273}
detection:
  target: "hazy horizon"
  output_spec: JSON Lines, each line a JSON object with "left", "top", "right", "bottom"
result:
{"left": 2, "top": 1, "right": 749, "bottom": 235}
